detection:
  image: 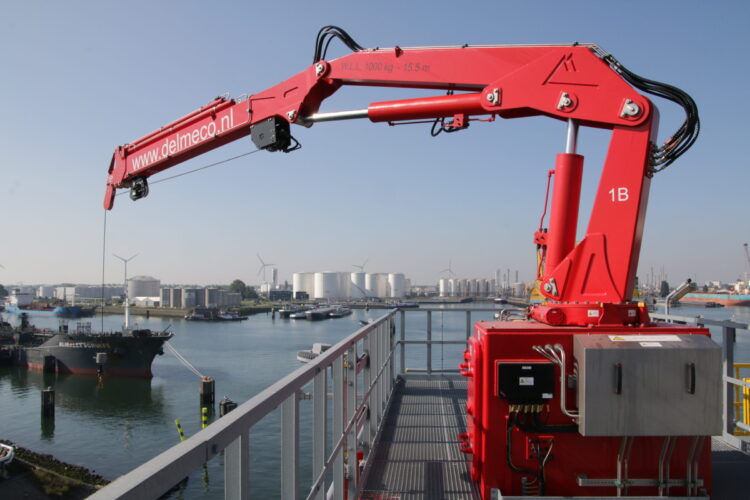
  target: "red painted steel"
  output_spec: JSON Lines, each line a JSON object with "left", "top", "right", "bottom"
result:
{"left": 463, "top": 321, "right": 714, "bottom": 498}
{"left": 545, "top": 153, "right": 584, "bottom": 272}
{"left": 102, "top": 33, "right": 708, "bottom": 500}
{"left": 102, "top": 43, "right": 656, "bottom": 326}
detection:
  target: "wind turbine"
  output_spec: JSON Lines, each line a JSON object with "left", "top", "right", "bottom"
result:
{"left": 257, "top": 254, "right": 275, "bottom": 283}
{"left": 113, "top": 253, "right": 138, "bottom": 330}
{"left": 352, "top": 258, "right": 369, "bottom": 272}
{"left": 440, "top": 259, "right": 455, "bottom": 278}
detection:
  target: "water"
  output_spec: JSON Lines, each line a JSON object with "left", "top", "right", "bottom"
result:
{"left": 0, "top": 304, "right": 747, "bottom": 498}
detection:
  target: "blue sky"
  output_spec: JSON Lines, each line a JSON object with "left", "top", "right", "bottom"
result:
{"left": 1, "top": 1, "right": 747, "bottom": 287}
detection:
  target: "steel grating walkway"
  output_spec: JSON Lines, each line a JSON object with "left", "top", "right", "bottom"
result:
{"left": 358, "top": 374, "right": 750, "bottom": 500}
{"left": 359, "top": 374, "right": 481, "bottom": 500}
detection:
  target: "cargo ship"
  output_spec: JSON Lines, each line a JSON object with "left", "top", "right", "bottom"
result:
{"left": 0, "top": 315, "right": 172, "bottom": 377}
{"left": 681, "top": 292, "right": 750, "bottom": 307}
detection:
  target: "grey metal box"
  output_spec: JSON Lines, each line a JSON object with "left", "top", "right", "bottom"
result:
{"left": 574, "top": 334, "right": 721, "bottom": 436}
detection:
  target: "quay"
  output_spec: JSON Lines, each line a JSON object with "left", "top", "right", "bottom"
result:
{"left": 89, "top": 308, "right": 750, "bottom": 499}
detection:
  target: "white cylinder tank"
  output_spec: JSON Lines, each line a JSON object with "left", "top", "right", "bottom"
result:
{"left": 314, "top": 272, "right": 340, "bottom": 299}
{"left": 388, "top": 273, "right": 405, "bottom": 298}
{"left": 351, "top": 272, "right": 366, "bottom": 298}
{"left": 293, "top": 272, "right": 315, "bottom": 298}
{"left": 512, "top": 282, "right": 526, "bottom": 297}
{"left": 365, "top": 273, "right": 388, "bottom": 298}
{"left": 439, "top": 278, "right": 448, "bottom": 297}
{"left": 337, "top": 272, "right": 351, "bottom": 299}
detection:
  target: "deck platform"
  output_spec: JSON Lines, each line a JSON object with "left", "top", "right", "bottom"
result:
{"left": 359, "top": 374, "right": 749, "bottom": 500}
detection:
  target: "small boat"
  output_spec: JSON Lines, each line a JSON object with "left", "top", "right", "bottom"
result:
{"left": 289, "top": 311, "right": 308, "bottom": 319}
{"left": 0, "top": 442, "right": 14, "bottom": 468}
{"left": 278, "top": 306, "right": 311, "bottom": 319}
{"left": 329, "top": 306, "right": 352, "bottom": 318}
{"left": 385, "top": 301, "right": 418, "bottom": 309}
{"left": 185, "top": 307, "right": 247, "bottom": 321}
{"left": 306, "top": 307, "right": 336, "bottom": 321}
{"left": 296, "top": 343, "right": 331, "bottom": 363}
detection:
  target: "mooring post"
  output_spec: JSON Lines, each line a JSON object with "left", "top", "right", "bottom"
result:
{"left": 200, "top": 376, "right": 215, "bottom": 407}
{"left": 41, "top": 387, "right": 55, "bottom": 418}
{"left": 219, "top": 396, "right": 238, "bottom": 417}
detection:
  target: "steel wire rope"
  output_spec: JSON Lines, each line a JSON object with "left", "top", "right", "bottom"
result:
{"left": 100, "top": 210, "right": 107, "bottom": 332}
{"left": 114, "top": 149, "right": 262, "bottom": 198}
{"left": 165, "top": 341, "right": 205, "bottom": 379}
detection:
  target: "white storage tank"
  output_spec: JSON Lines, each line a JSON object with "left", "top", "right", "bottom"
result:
{"left": 128, "top": 276, "right": 161, "bottom": 298}
{"left": 466, "top": 280, "right": 476, "bottom": 297}
{"left": 388, "top": 273, "right": 406, "bottom": 298}
{"left": 314, "top": 272, "right": 339, "bottom": 299}
{"left": 338, "top": 272, "right": 351, "bottom": 299}
{"left": 351, "top": 272, "right": 366, "bottom": 298}
{"left": 512, "top": 282, "right": 526, "bottom": 297}
{"left": 293, "top": 272, "right": 315, "bottom": 298}
{"left": 439, "top": 278, "right": 449, "bottom": 297}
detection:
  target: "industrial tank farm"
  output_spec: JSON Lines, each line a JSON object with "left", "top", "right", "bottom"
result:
{"left": 292, "top": 271, "right": 409, "bottom": 299}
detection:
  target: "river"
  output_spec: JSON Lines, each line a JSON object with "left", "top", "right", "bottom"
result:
{"left": 0, "top": 303, "right": 747, "bottom": 498}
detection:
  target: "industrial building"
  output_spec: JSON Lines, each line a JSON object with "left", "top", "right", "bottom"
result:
{"left": 292, "top": 271, "right": 409, "bottom": 300}
{"left": 127, "top": 276, "right": 161, "bottom": 299}
{"left": 160, "top": 287, "right": 241, "bottom": 309}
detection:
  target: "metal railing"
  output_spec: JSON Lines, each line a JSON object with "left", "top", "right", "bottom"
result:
{"left": 91, "top": 310, "right": 401, "bottom": 500}
{"left": 90, "top": 307, "right": 749, "bottom": 499}
{"left": 651, "top": 312, "right": 750, "bottom": 450}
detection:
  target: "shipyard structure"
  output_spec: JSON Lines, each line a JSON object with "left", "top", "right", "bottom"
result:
{"left": 292, "top": 272, "right": 410, "bottom": 300}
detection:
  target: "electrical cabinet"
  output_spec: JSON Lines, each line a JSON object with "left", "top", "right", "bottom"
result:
{"left": 574, "top": 334, "right": 721, "bottom": 436}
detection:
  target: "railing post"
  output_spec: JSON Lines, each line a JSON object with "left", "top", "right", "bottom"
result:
{"left": 400, "top": 310, "right": 406, "bottom": 375}
{"left": 362, "top": 333, "right": 373, "bottom": 454}
{"left": 346, "top": 345, "right": 357, "bottom": 499}
{"left": 389, "top": 316, "right": 394, "bottom": 393}
{"left": 427, "top": 311, "right": 432, "bottom": 375}
{"left": 225, "top": 429, "right": 249, "bottom": 500}
{"left": 333, "top": 355, "right": 345, "bottom": 500}
{"left": 723, "top": 325, "right": 737, "bottom": 437}
{"left": 312, "top": 369, "right": 327, "bottom": 500}
{"left": 370, "top": 325, "right": 380, "bottom": 441}
{"left": 281, "top": 391, "right": 300, "bottom": 500}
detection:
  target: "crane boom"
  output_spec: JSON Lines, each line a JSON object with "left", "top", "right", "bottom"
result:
{"left": 103, "top": 29, "right": 699, "bottom": 327}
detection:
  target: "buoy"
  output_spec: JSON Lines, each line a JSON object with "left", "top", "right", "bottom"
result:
{"left": 174, "top": 419, "right": 186, "bottom": 441}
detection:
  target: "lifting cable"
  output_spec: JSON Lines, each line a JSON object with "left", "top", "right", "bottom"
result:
{"left": 99, "top": 147, "right": 262, "bottom": 364}
{"left": 114, "top": 149, "right": 262, "bottom": 199}
{"left": 165, "top": 342, "right": 206, "bottom": 379}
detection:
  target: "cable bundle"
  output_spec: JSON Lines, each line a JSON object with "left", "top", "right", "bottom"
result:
{"left": 603, "top": 53, "right": 700, "bottom": 173}
{"left": 313, "top": 26, "right": 365, "bottom": 63}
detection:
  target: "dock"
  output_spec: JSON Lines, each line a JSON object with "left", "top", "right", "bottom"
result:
{"left": 88, "top": 308, "right": 750, "bottom": 499}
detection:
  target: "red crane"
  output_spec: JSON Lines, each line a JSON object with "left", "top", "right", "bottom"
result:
{"left": 103, "top": 27, "right": 698, "bottom": 328}
{"left": 104, "top": 28, "right": 716, "bottom": 499}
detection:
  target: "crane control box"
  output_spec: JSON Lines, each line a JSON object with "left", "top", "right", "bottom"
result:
{"left": 573, "top": 334, "right": 722, "bottom": 436}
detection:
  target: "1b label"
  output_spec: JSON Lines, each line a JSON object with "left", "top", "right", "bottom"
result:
{"left": 609, "top": 187, "right": 629, "bottom": 202}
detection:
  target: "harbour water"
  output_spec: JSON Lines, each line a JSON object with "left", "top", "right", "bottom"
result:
{"left": 0, "top": 303, "right": 748, "bottom": 498}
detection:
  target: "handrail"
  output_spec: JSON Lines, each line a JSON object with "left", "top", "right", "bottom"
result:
{"left": 91, "top": 310, "right": 399, "bottom": 500}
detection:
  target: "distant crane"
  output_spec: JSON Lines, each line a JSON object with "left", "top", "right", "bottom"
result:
{"left": 257, "top": 254, "right": 275, "bottom": 283}
{"left": 352, "top": 259, "right": 369, "bottom": 272}
{"left": 440, "top": 259, "right": 456, "bottom": 278}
